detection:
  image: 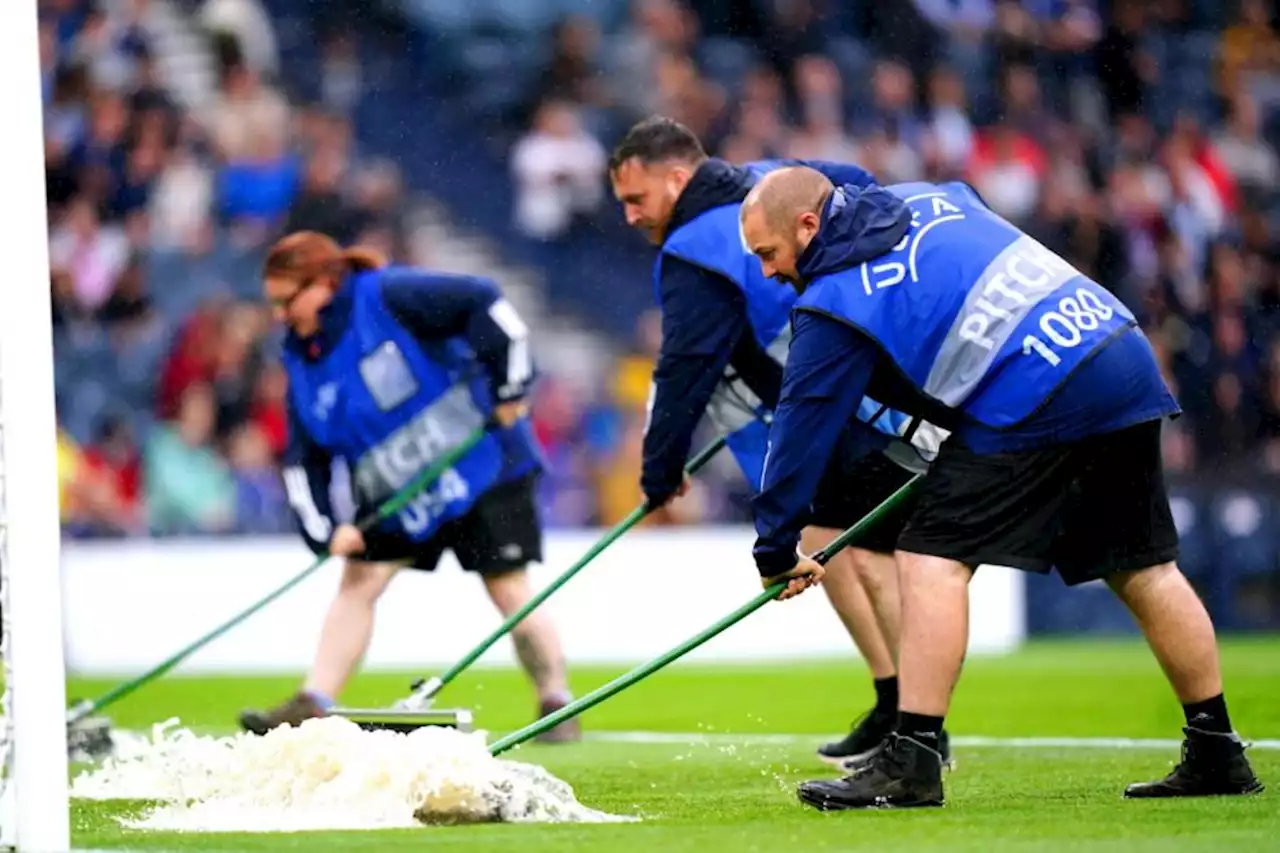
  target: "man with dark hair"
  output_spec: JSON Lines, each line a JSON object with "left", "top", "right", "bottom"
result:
{"left": 607, "top": 116, "right": 708, "bottom": 180}
{"left": 609, "top": 116, "right": 951, "bottom": 768}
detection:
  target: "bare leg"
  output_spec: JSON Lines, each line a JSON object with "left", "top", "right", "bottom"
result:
{"left": 895, "top": 550, "right": 972, "bottom": 717}
{"left": 804, "top": 526, "right": 897, "bottom": 679}
{"left": 851, "top": 548, "right": 902, "bottom": 660}
{"left": 303, "top": 559, "right": 401, "bottom": 700}
{"left": 1109, "top": 562, "right": 1264, "bottom": 798}
{"left": 482, "top": 568, "right": 569, "bottom": 700}
{"left": 1107, "top": 562, "right": 1223, "bottom": 704}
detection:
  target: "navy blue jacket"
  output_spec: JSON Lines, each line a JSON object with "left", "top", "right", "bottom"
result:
{"left": 751, "top": 184, "right": 1176, "bottom": 576}
{"left": 281, "top": 271, "right": 533, "bottom": 552}
{"left": 642, "top": 157, "right": 878, "bottom": 507}
{"left": 750, "top": 187, "right": 912, "bottom": 575}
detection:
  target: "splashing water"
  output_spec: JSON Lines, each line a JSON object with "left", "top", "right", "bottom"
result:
{"left": 71, "top": 716, "right": 635, "bottom": 832}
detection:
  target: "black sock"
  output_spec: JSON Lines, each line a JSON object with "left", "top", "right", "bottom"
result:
{"left": 873, "top": 677, "right": 899, "bottom": 713}
{"left": 1183, "top": 694, "right": 1233, "bottom": 735}
{"left": 897, "top": 712, "right": 944, "bottom": 750}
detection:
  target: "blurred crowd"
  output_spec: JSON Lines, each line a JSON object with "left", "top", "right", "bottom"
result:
{"left": 43, "top": 0, "right": 1280, "bottom": 540}
{"left": 44, "top": 0, "right": 413, "bottom": 537}
{"left": 509, "top": 0, "right": 1280, "bottom": 501}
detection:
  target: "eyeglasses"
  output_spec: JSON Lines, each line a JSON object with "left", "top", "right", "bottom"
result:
{"left": 270, "top": 279, "right": 316, "bottom": 311}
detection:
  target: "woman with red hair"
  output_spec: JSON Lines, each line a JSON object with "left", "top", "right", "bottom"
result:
{"left": 238, "top": 231, "right": 579, "bottom": 743}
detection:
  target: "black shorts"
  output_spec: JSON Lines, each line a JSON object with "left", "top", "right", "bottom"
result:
{"left": 809, "top": 452, "right": 918, "bottom": 554}
{"left": 361, "top": 473, "right": 544, "bottom": 575}
{"left": 898, "top": 419, "right": 1179, "bottom": 586}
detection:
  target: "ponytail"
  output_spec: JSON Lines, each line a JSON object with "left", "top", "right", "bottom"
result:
{"left": 340, "top": 246, "right": 387, "bottom": 273}
{"left": 263, "top": 231, "right": 388, "bottom": 288}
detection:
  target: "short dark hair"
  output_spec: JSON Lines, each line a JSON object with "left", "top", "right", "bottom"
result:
{"left": 608, "top": 116, "right": 707, "bottom": 173}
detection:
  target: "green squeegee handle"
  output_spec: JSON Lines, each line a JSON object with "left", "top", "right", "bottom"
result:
{"left": 66, "top": 423, "right": 491, "bottom": 725}
{"left": 487, "top": 472, "right": 922, "bottom": 756}
{"left": 410, "top": 433, "right": 730, "bottom": 701}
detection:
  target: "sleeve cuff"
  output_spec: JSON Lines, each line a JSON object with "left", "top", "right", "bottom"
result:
{"left": 642, "top": 483, "right": 677, "bottom": 511}
{"left": 754, "top": 541, "right": 799, "bottom": 578}
{"left": 495, "top": 384, "right": 528, "bottom": 403}
{"left": 641, "top": 463, "right": 685, "bottom": 510}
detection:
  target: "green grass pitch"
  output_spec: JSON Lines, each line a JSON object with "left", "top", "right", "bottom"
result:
{"left": 65, "top": 638, "right": 1280, "bottom": 852}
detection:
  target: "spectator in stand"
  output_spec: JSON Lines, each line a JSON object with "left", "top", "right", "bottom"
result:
{"left": 199, "top": 0, "right": 280, "bottom": 80}
{"left": 510, "top": 99, "right": 607, "bottom": 241}
{"left": 529, "top": 377, "right": 596, "bottom": 528}
{"left": 610, "top": 308, "right": 662, "bottom": 416}
{"left": 1095, "top": 0, "right": 1156, "bottom": 121}
{"left": 57, "top": 418, "right": 142, "bottom": 537}
{"left": 348, "top": 160, "right": 410, "bottom": 260}
{"left": 607, "top": 0, "right": 699, "bottom": 119}
{"left": 922, "top": 65, "right": 975, "bottom": 179}
{"left": 209, "top": 303, "right": 264, "bottom": 441}
{"left": 785, "top": 55, "right": 860, "bottom": 163}
{"left": 1218, "top": 0, "right": 1280, "bottom": 104}
{"left": 530, "top": 16, "right": 610, "bottom": 116}
{"left": 227, "top": 422, "right": 291, "bottom": 533}
{"left": 157, "top": 297, "right": 231, "bottom": 419}
{"left": 214, "top": 129, "right": 301, "bottom": 241}
{"left": 200, "top": 49, "right": 290, "bottom": 164}
{"left": 283, "top": 143, "right": 360, "bottom": 243}
{"left": 852, "top": 59, "right": 923, "bottom": 149}
{"left": 144, "top": 381, "right": 238, "bottom": 535}
{"left": 94, "top": 252, "right": 157, "bottom": 340}
{"left": 81, "top": 413, "right": 144, "bottom": 534}
{"left": 967, "top": 121, "right": 1045, "bottom": 222}
{"left": 317, "top": 31, "right": 363, "bottom": 116}
{"left": 148, "top": 131, "right": 215, "bottom": 253}
{"left": 1213, "top": 93, "right": 1279, "bottom": 197}
{"left": 48, "top": 196, "right": 131, "bottom": 314}
{"left": 39, "top": 0, "right": 1280, "bottom": 536}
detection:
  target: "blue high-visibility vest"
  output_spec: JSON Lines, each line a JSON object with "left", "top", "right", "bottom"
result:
{"left": 283, "top": 270, "right": 513, "bottom": 541}
{"left": 796, "top": 181, "right": 1137, "bottom": 429}
{"left": 657, "top": 163, "right": 938, "bottom": 486}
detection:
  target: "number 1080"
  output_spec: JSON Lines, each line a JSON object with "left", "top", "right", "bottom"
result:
{"left": 1021, "top": 289, "right": 1115, "bottom": 367}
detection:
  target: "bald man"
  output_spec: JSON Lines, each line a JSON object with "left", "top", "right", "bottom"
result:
{"left": 740, "top": 167, "right": 1262, "bottom": 809}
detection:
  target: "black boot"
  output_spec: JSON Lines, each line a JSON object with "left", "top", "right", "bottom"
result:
{"left": 799, "top": 733, "right": 946, "bottom": 810}
{"left": 1124, "top": 727, "right": 1264, "bottom": 799}
{"left": 841, "top": 728, "right": 955, "bottom": 773}
{"left": 816, "top": 706, "right": 896, "bottom": 767}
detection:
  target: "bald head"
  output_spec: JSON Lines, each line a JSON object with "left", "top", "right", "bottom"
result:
{"left": 740, "top": 167, "right": 834, "bottom": 287}
{"left": 743, "top": 167, "right": 834, "bottom": 231}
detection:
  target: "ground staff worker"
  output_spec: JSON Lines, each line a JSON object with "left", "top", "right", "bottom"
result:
{"left": 239, "top": 231, "right": 580, "bottom": 744}
{"left": 740, "top": 168, "right": 1263, "bottom": 808}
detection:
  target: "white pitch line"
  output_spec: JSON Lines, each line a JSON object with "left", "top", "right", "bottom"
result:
{"left": 585, "top": 731, "right": 1280, "bottom": 750}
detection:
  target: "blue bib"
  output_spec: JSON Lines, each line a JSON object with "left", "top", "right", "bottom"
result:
{"left": 282, "top": 271, "right": 508, "bottom": 542}
{"left": 658, "top": 163, "right": 932, "bottom": 487}
{"left": 797, "top": 182, "right": 1137, "bottom": 429}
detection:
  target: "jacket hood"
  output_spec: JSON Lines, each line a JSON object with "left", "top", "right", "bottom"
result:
{"left": 796, "top": 184, "right": 913, "bottom": 282}
{"left": 666, "top": 158, "right": 755, "bottom": 237}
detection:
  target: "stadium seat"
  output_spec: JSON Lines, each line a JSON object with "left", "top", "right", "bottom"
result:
{"left": 64, "top": 379, "right": 112, "bottom": 446}
{"left": 1168, "top": 485, "right": 1213, "bottom": 584}
{"left": 1208, "top": 487, "right": 1280, "bottom": 630}
{"left": 1210, "top": 489, "right": 1275, "bottom": 579}
{"left": 1023, "top": 573, "right": 1141, "bottom": 636}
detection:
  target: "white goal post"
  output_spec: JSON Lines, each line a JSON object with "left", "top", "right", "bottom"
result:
{"left": 0, "top": 0, "right": 74, "bottom": 849}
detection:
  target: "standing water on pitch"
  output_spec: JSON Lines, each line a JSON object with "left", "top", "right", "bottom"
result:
{"left": 70, "top": 716, "right": 635, "bottom": 830}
